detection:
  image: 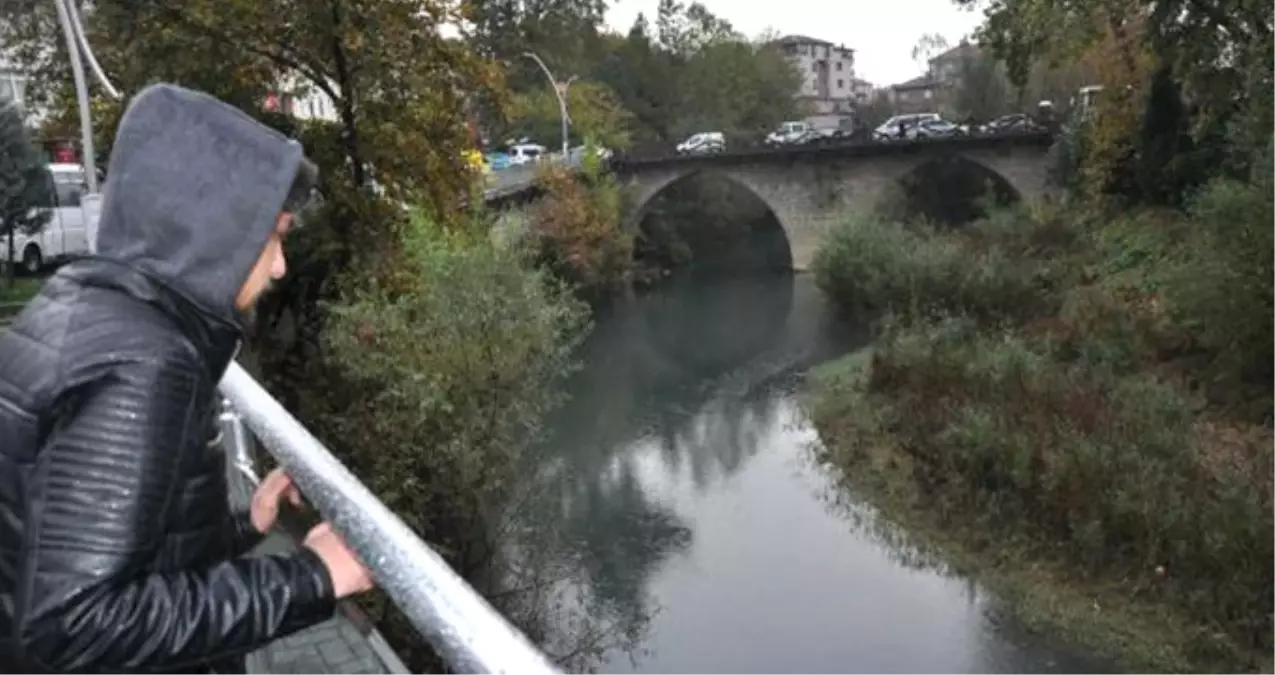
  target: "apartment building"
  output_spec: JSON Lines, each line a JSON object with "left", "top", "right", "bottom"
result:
{"left": 887, "top": 42, "right": 984, "bottom": 113}
{"left": 0, "top": 68, "right": 27, "bottom": 113}
{"left": 773, "top": 34, "right": 856, "bottom": 118}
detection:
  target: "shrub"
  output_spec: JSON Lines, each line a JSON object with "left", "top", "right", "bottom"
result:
{"left": 310, "top": 211, "right": 591, "bottom": 666}
{"left": 812, "top": 215, "right": 1047, "bottom": 322}
{"left": 530, "top": 163, "right": 632, "bottom": 299}
{"left": 811, "top": 317, "right": 1274, "bottom": 667}
{"left": 1165, "top": 176, "right": 1274, "bottom": 400}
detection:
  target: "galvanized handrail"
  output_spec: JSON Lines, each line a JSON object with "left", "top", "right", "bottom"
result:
{"left": 219, "top": 365, "right": 559, "bottom": 674}
{"left": 54, "top": 1, "right": 560, "bottom": 672}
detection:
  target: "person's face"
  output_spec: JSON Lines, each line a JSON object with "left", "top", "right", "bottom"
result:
{"left": 235, "top": 212, "right": 292, "bottom": 311}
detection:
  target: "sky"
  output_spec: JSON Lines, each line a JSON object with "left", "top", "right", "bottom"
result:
{"left": 603, "top": 0, "right": 986, "bottom": 87}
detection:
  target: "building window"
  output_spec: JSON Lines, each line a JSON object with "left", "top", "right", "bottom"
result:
{"left": 0, "top": 73, "right": 25, "bottom": 110}
{"left": 837, "top": 79, "right": 844, "bottom": 89}
{"left": 836, "top": 62, "right": 842, "bottom": 72}
{"left": 924, "top": 89, "right": 934, "bottom": 100}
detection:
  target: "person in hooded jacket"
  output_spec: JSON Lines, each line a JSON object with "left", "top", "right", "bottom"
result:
{"left": 0, "top": 83, "right": 374, "bottom": 673}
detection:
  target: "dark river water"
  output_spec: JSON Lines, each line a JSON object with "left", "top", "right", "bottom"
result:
{"left": 524, "top": 271, "right": 1109, "bottom": 673}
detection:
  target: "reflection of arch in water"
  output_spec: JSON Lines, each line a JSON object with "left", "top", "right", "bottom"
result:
{"left": 632, "top": 169, "right": 794, "bottom": 272}
{"left": 890, "top": 155, "right": 1021, "bottom": 225}
{"left": 638, "top": 269, "right": 795, "bottom": 381}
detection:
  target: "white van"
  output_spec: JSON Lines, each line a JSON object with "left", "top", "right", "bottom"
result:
{"left": 873, "top": 113, "right": 942, "bottom": 141}
{"left": 5, "top": 163, "right": 93, "bottom": 273}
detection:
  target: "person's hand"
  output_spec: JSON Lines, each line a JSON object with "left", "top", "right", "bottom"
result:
{"left": 250, "top": 467, "right": 302, "bottom": 534}
{"left": 304, "top": 522, "right": 375, "bottom": 599}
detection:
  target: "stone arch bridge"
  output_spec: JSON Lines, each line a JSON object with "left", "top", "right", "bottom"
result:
{"left": 613, "top": 133, "right": 1057, "bottom": 269}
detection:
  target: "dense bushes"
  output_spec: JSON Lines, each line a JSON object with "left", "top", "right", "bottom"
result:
{"left": 292, "top": 212, "right": 591, "bottom": 667}
{"left": 807, "top": 175, "right": 1274, "bottom": 671}
{"left": 810, "top": 211, "right": 1054, "bottom": 322}
{"left": 527, "top": 160, "right": 632, "bottom": 300}
{"left": 1164, "top": 174, "right": 1274, "bottom": 400}
{"left": 811, "top": 319, "right": 1272, "bottom": 669}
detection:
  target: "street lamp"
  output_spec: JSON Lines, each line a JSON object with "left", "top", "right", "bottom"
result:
{"left": 521, "top": 51, "right": 574, "bottom": 158}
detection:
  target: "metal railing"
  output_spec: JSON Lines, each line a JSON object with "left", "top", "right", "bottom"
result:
{"left": 53, "top": 0, "right": 560, "bottom": 672}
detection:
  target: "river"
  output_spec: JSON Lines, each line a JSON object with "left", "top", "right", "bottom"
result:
{"left": 523, "top": 270, "right": 1109, "bottom": 674}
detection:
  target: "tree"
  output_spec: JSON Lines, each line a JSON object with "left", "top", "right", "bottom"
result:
{"left": 591, "top": 16, "right": 681, "bottom": 145}
{"left": 676, "top": 38, "right": 804, "bottom": 142}
{"left": 0, "top": 103, "right": 51, "bottom": 285}
{"left": 946, "top": 49, "right": 1013, "bottom": 121}
{"left": 911, "top": 32, "right": 951, "bottom": 70}
{"left": 591, "top": 3, "right": 803, "bottom": 147}
{"left": 656, "top": 0, "right": 739, "bottom": 56}
{"left": 508, "top": 80, "right": 637, "bottom": 151}
{"left": 855, "top": 90, "right": 897, "bottom": 129}
{"left": 467, "top": 0, "right": 608, "bottom": 94}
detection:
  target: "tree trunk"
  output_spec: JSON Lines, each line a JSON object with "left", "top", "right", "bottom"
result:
{"left": 6, "top": 226, "right": 14, "bottom": 288}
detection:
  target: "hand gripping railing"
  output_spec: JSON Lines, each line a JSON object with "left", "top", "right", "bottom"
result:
{"left": 52, "top": 0, "right": 559, "bottom": 671}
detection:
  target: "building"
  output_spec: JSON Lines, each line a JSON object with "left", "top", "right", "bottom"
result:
{"left": 927, "top": 41, "right": 982, "bottom": 88}
{"left": 772, "top": 34, "right": 856, "bottom": 120}
{"left": 848, "top": 77, "right": 875, "bottom": 104}
{"left": 0, "top": 52, "right": 32, "bottom": 118}
{"left": 888, "top": 75, "right": 939, "bottom": 113}
{"left": 887, "top": 42, "right": 984, "bottom": 114}
{"left": 264, "top": 73, "right": 340, "bottom": 123}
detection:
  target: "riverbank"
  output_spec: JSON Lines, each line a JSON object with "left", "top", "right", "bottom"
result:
{"left": 805, "top": 177, "right": 1273, "bottom": 673}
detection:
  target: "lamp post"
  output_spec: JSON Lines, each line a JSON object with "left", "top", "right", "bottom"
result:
{"left": 52, "top": 0, "right": 99, "bottom": 194}
{"left": 521, "top": 51, "right": 575, "bottom": 158}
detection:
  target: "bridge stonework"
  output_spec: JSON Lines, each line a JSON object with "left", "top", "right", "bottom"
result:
{"left": 616, "top": 137, "right": 1057, "bottom": 270}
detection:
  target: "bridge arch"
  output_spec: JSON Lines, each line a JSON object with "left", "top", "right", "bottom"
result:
{"left": 627, "top": 169, "right": 794, "bottom": 272}
{"left": 886, "top": 153, "right": 1023, "bottom": 225}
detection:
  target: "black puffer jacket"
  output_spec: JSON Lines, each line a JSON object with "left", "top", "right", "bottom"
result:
{"left": 0, "top": 84, "right": 335, "bottom": 673}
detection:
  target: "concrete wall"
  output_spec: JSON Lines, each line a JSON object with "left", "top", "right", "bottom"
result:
{"left": 620, "top": 142, "right": 1055, "bottom": 271}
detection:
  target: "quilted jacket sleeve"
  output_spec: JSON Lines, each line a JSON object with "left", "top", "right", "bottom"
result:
{"left": 11, "top": 355, "right": 337, "bottom": 672}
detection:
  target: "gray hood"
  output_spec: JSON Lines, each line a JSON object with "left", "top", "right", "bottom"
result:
{"left": 96, "top": 83, "right": 306, "bottom": 323}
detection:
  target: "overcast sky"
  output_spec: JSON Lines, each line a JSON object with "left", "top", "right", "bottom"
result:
{"left": 603, "top": 0, "right": 986, "bottom": 86}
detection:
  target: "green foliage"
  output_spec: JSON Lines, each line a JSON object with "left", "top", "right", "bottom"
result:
{"left": 0, "top": 102, "right": 51, "bottom": 238}
{"left": 314, "top": 211, "right": 590, "bottom": 666}
{"left": 588, "top": 3, "right": 803, "bottom": 146}
{"left": 508, "top": 80, "right": 635, "bottom": 150}
{"left": 810, "top": 317, "right": 1273, "bottom": 671}
{"left": 945, "top": 49, "right": 1013, "bottom": 122}
{"left": 812, "top": 214, "right": 1050, "bottom": 322}
{"left": 674, "top": 39, "right": 804, "bottom": 143}
{"left": 527, "top": 163, "right": 632, "bottom": 299}
{"left": 1164, "top": 175, "right": 1274, "bottom": 398}
{"left": 0, "top": 102, "right": 51, "bottom": 284}
{"left": 1134, "top": 61, "right": 1194, "bottom": 205}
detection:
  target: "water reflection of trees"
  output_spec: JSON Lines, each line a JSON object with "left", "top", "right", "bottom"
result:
{"left": 507, "top": 272, "right": 807, "bottom": 669}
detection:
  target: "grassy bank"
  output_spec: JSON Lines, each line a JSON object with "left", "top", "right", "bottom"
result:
{"left": 0, "top": 277, "right": 42, "bottom": 321}
{"left": 806, "top": 177, "right": 1273, "bottom": 672}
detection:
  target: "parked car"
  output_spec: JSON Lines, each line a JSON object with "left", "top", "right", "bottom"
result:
{"left": 485, "top": 151, "right": 513, "bottom": 171}
{"left": 873, "top": 113, "right": 941, "bottom": 141}
{"left": 913, "top": 118, "right": 962, "bottom": 139}
{"left": 979, "top": 113, "right": 1043, "bottom": 135}
{"left": 5, "top": 163, "right": 93, "bottom": 273}
{"left": 676, "top": 132, "right": 726, "bottom": 155}
{"left": 766, "top": 120, "right": 811, "bottom": 146}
